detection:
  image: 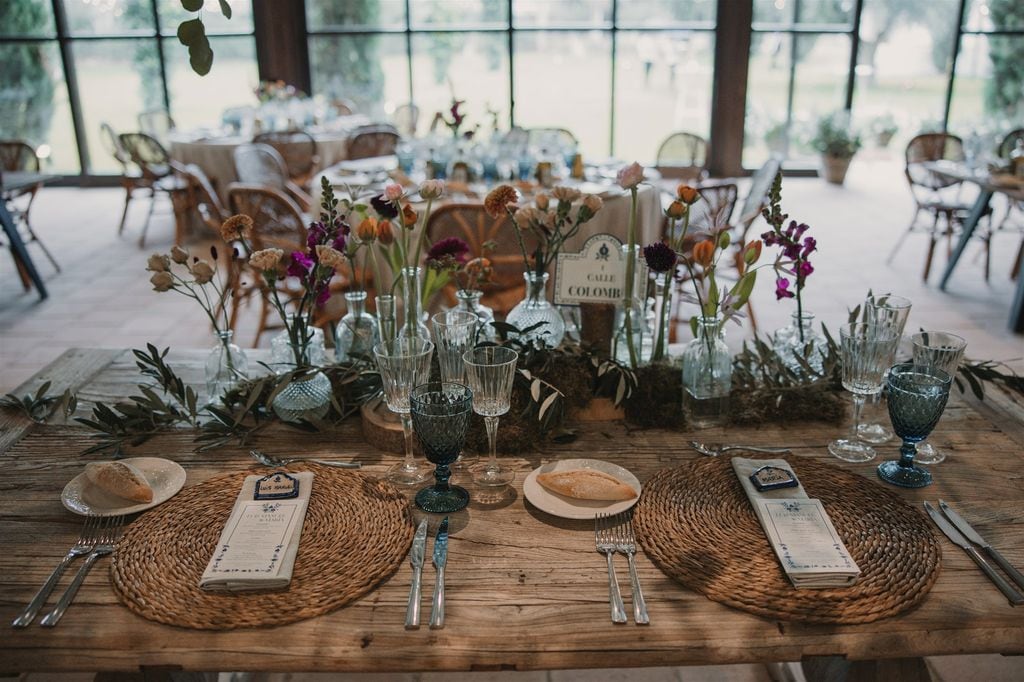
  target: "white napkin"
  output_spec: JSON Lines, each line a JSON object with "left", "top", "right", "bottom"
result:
{"left": 199, "top": 472, "right": 314, "bottom": 592}
{"left": 731, "top": 458, "right": 860, "bottom": 589}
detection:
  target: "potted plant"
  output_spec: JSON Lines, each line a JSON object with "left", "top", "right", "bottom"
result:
{"left": 811, "top": 112, "right": 862, "bottom": 185}
{"left": 871, "top": 114, "right": 898, "bottom": 148}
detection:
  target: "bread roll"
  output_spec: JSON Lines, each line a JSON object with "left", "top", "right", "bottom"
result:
{"left": 84, "top": 461, "right": 153, "bottom": 503}
{"left": 537, "top": 469, "right": 637, "bottom": 501}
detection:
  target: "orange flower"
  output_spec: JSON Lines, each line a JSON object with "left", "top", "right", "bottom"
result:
{"left": 377, "top": 219, "right": 395, "bottom": 245}
{"left": 401, "top": 203, "right": 418, "bottom": 229}
{"left": 357, "top": 217, "right": 378, "bottom": 242}
{"left": 665, "top": 200, "right": 687, "bottom": 219}
{"left": 676, "top": 185, "right": 700, "bottom": 205}
{"left": 692, "top": 240, "right": 715, "bottom": 268}
{"left": 484, "top": 185, "right": 518, "bottom": 218}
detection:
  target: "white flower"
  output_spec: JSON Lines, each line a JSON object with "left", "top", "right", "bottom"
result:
{"left": 616, "top": 161, "right": 645, "bottom": 189}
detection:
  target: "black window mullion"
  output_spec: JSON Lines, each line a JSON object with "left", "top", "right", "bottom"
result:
{"left": 149, "top": 0, "right": 172, "bottom": 116}
{"left": 844, "top": 0, "right": 864, "bottom": 112}
{"left": 943, "top": 0, "right": 969, "bottom": 131}
{"left": 405, "top": 0, "right": 414, "bottom": 108}
{"left": 50, "top": 0, "right": 89, "bottom": 174}
{"left": 783, "top": 0, "right": 802, "bottom": 160}
{"left": 507, "top": 0, "right": 514, "bottom": 128}
{"left": 609, "top": 0, "right": 617, "bottom": 156}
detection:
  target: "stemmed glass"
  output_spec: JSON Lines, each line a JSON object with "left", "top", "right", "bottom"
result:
{"left": 431, "top": 310, "right": 478, "bottom": 383}
{"left": 373, "top": 338, "right": 434, "bottom": 486}
{"left": 858, "top": 294, "right": 912, "bottom": 444}
{"left": 910, "top": 331, "right": 966, "bottom": 464}
{"left": 410, "top": 382, "right": 474, "bottom": 513}
{"left": 829, "top": 323, "right": 900, "bottom": 462}
{"left": 463, "top": 346, "right": 519, "bottom": 487}
{"left": 877, "top": 363, "right": 953, "bottom": 488}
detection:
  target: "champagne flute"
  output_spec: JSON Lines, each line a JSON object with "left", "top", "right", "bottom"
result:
{"left": 858, "top": 293, "right": 912, "bottom": 444}
{"left": 910, "top": 331, "right": 966, "bottom": 464}
{"left": 877, "top": 363, "right": 952, "bottom": 488}
{"left": 463, "top": 346, "right": 519, "bottom": 487}
{"left": 373, "top": 338, "right": 434, "bottom": 486}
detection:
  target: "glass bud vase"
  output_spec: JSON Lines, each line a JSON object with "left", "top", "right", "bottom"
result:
{"left": 505, "top": 271, "right": 565, "bottom": 347}
{"left": 270, "top": 317, "right": 325, "bottom": 372}
{"left": 398, "top": 266, "right": 431, "bottom": 341}
{"left": 649, "top": 272, "right": 673, "bottom": 362}
{"left": 772, "top": 311, "right": 828, "bottom": 377}
{"left": 270, "top": 338, "right": 332, "bottom": 423}
{"left": 455, "top": 289, "right": 496, "bottom": 343}
{"left": 335, "top": 291, "right": 379, "bottom": 363}
{"left": 682, "top": 316, "right": 732, "bottom": 428}
{"left": 613, "top": 244, "right": 653, "bottom": 366}
{"left": 376, "top": 294, "right": 397, "bottom": 343}
{"left": 205, "top": 330, "right": 248, "bottom": 400}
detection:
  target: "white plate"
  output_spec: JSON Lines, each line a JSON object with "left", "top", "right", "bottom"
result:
{"left": 62, "top": 457, "right": 187, "bottom": 516}
{"left": 523, "top": 458, "right": 641, "bottom": 520}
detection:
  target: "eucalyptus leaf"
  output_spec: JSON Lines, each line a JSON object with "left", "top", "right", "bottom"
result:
{"left": 218, "top": 0, "right": 232, "bottom": 19}
{"left": 181, "top": 0, "right": 204, "bottom": 11}
{"left": 177, "top": 18, "right": 205, "bottom": 46}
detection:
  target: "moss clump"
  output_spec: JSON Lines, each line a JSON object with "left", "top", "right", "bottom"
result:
{"left": 729, "top": 383, "right": 846, "bottom": 425}
{"left": 624, "top": 362, "right": 687, "bottom": 430}
{"left": 534, "top": 353, "right": 593, "bottom": 408}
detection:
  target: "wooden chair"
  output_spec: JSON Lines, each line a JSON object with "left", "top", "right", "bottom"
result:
{"left": 392, "top": 103, "right": 420, "bottom": 138}
{"left": 138, "top": 109, "right": 175, "bottom": 146}
{"left": 232, "top": 142, "right": 312, "bottom": 211}
{"left": 0, "top": 140, "right": 59, "bottom": 273}
{"left": 100, "top": 123, "right": 150, "bottom": 236}
{"left": 346, "top": 124, "right": 400, "bottom": 161}
{"left": 253, "top": 130, "right": 320, "bottom": 192}
{"left": 994, "top": 128, "right": 1024, "bottom": 280}
{"left": 656, "top": 132, "right": 709, "bottom": 182}
{"left": 118, "top": 132, "right": 189, "bottom": 247}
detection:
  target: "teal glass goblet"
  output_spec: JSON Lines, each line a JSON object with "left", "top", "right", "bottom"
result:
{"left": 410, "top": 382, "right": 474, "bottom": 513}
{"left": 877, "top": 363, "right": 952, "bottom": 488}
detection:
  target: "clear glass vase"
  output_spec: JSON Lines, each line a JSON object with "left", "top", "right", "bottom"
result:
{"left": 205, "top": 330, "right": 248, "bottom": 400}
{"left": 682, "top": 316, "right": 732, "bottom": 428}
{"left": 505, "top": 271, "right": 565, "bottom": 347}
{"left": 376, "top": 294, "right": 397, "bottom": 343}
{"left": 270, "top": 316, "right": 325, "bottom": 371}
{"left": 270, "top": 334, "right": 331, "bottom": 422}
{"left": 649, "top": 272, "right": 673, "bottom": 362}
{"left": 613, "top": 245, "right": 653, "bottom": 366}
{"left": 398, "top": 266, "right": 431, "bottom": 341}
{"left": 455, "top": 289, "right": 496, "bottom": 343}
{"left": 772, "top": 311, "right": 828, "bottom": 377}
{"left": 335, "top": 291, "right": 379, "bottom": 363}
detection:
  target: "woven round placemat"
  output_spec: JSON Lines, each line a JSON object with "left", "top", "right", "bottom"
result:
{"left": 111, "top": 464, "right": 412, "bottom": 630}
{"left": 634, "top": 456, "right": 940, "bottom": 624}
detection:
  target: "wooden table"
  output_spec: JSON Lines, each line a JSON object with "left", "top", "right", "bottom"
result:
{"left": 2, "top": 348, "right": 1024, "bottom": 676}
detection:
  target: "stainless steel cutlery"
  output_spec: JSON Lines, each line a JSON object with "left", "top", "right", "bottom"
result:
{"left": 595, "top": 512, "right": 628, "bottom": 624}
{"left": 938, "top": 500, "right": 1024, "bottom": 592}
{"left": 406, "top": 517, "right": 450, "bottom": 629}
{"left": 404, "top": 519, "right": 428, "bottom": 629}
{"left": 689, "top": 441, "right": 792, "bottom": 457}
{"left": 430, "top": 517, "right": 449, "bottom": 629}
{"left": 596, "top": 511, "right": 650, "bottom": 625}
{"left": 250, "top": 449, "right": 361, "bottom": 469}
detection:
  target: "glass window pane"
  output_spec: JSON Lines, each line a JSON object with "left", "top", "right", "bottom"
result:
{"left": 309, "top": 34, "right": 410, "bottom": 118}
{"left": 513, "top": 30, "right": 611, "bottom": 157}
{"left": 789, "top": 33, "right": 851, "bottom": 162}
{"left": 513, "top": 0, "right": 611, "bottom": 28}
{"left": 0, "top": 0, "right": 56, "bottom": 38}
{"left": 411, "top": 0, "right": 506, "bottom": 28}
{"left": 614, "top": 31, "right": 714, "bottom": 162}
{"left": 949, "top": 34, "right": 1024, "bottom": 137}
{"left": 163, "top": 35, "right": 258, "bottom": 130}
{"left": 305, "top": 0, "right": 406, "bottom": 30}
{"left": 0, "top": 42, "right": 77, "bottom": 172}
{"left": 744, "top": 32, "right": 793, "bottom": 167}
{"left": 853, "top": 0, "right": 957, "bottom": 150}
{"left": 964, "top": 0, "right": 1024, "bottom": 32}
{"left": 65, "top": 0, "right": 154, "bottom": 36}
{"left": 754, "top": 0, "right": 794, "bottom": 24}
{"left": 754, "top": 0, "right": 854, "bottom": 26}
{"left": 411, "top": 32, "right": 509, "bottom": 133}
{"left": 157, "top": 0, "right": 253, "bottom": 35}
{"left": 617, "top": 0, "right": 716, "bottom": 27}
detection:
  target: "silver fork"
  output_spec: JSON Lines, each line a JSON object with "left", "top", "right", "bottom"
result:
{"left": 40, "top": 515, "right": 125, "bottom": 627}
{"left": 690, "top": 441, "right": 792, "bottom": 457}
{"left": 595, "top": 513, "right": 627, "bottom": 624}
{"left": 612, "top": 511, "right": 650, "bottom": 625}
{"left": 12, "top": 515, "right": 102, "bottom": 628}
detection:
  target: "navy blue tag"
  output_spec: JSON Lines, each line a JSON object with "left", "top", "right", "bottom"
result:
{"left": 749, "top": 465, "right": 799, "bottom": 491}
{"left": 254, "top": 472, "right": 300, "bottom": 500}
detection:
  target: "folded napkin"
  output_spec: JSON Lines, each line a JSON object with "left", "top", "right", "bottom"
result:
{"left": 199, "top": 472, "right": 314, "bottom": 592}
{"left": 731, "top": 458, "right": 860, "bottom": 589}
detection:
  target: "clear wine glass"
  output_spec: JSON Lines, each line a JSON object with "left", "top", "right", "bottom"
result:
{"left": 829, "top": 323, "right": 900, "bottom": 462}
{"left": 858, "top": 294, "right": 912, "bottom": 444}
{"left": 373, "top": 337, "right": 434, "bottom": 486}
{"left": 463, "top": 346, "right": 519, "bottom": 487}
{"left": 910, "top": 331, "right": 966, "bottom": 465}
{"left": 431, "top": 310, "right": 478, "bottom": 383}
{"left": 877, "top": 363, "right": 952, "bottom": 488}
{"left": 410, "top": 382, "right": 474, "bottom": 513}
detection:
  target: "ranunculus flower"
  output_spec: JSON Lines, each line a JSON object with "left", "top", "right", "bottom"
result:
{"left": 384, "top": 183, "right": 404, "bottom": 201}
{"left": 665, "top": 200, "right": 687, "bottom": 220}
{"left": 418, "top": 179, "right": 445, "bottom": 200}
{"left": 692, "top": 240, "right": 715, "bottom": 268}
{"left": 357, "top": 217, "right": 378, "bottom": 242}
{"left": 484, "top": 185, "right": 517, "bottom": 218}
{"left": 534, "top": 193, "right": 550, "bottom": 211}
{"left": 220, "top": 214, "right": 253, "bottom": 242}
{"left": 616, "top": 161, "right": 645, "bottom": 189}
{"left": 315, "top": 245, "right": 346, "bottom": 269}
{"left": 146, "top": 253, "right": 169, "bottom": 272}
{"left": 401, "top": 203, "right": 418, "bottom": 228}
{"left": 249, "top": 248, "right": 284, "bottom": 271}
{"left": 676, "top": 185, "right": 700, "bottom": 204}
{"left": 465, "top": 256, "right": 492, "bottom": 283}
{"left": 643, "top": 242, "right": 678, "bottom": 273}
{"left": 551, "top": 186, "right": 581, "bottom": 203}
{"left": 582, "top": 194, "right": 603, "bottom": 213}
{"left": 170, "top": 246, "right": 189, "bottom": 264}
{"left": 150, "top": 271, "right": 174, "bottom": 292}
{"left": 192, "top": 260, "right": 215, "bottom": 284}
{"left": 374, "top": 219, "right": 394, "bottom": 245}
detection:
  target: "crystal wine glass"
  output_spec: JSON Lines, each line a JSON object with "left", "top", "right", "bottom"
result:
{"left": 910, "top": 331, "right": 966, "bottom": 465}
{"left": 431, "top": 310, "right": 478, "bottom": 383}
{"left": 829, "top": 323, "right": 900, "bottom": 462}
{"left": 373, "top": 338, "right": 434, "bottom": 486}
{"left": 410, "top": 382, "right": 474, "bottom": 513}
{"left": 877, "top": 363, "right": 952, "bottom": 488}
{"left": 463, "top": 346, "right": 519, "bottom": 487}
{"left": 858, "top": 293, "right": 912, "bottom": 444}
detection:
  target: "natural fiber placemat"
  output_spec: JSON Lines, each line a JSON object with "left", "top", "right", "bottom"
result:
{"left": 634, "top": 456, "right": 941, "bottom": 624}
{"left": 111, "top": 464, "right": 412, "bottom": 630}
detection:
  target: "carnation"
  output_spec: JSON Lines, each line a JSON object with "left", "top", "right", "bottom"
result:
{"left": 221, "top": 214, "right": 253, "bottom": 242}
{"left": 249, "top": 248, "right": 283, "bottom": 271}
{"left": 426, "top": 237, "right": 470, "bottom": 268}
{"left": 551, "top": 186, "right": 581, "bottom": 203}
{"left": 484, "top": 185, "right": 518, "bottom": 218}
{"left": 315, "top": 244, "right": 346, "bottom": 269}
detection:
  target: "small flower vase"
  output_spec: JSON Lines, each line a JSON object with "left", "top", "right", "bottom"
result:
{"left": 772, "top": 311, "right": 828, "bottom": 377}
{"left": 270, "top": 333, "right": 331, "bottom": 423}
{"left": 613, "top": 245, "right": 653, "bottom": 366}
{"left": 376, "top": 294, "right": 397, "bottom": 342}
{"left": 270, "top": 317, "right": 325, "bottom": 371}
{"left": 455, "top": 289, "right": 496, "bottom": 343}
{"left": 650, "top": 272, "right": 673, "bottom": 362}
{"left": 398, "top": 266, "right": 431, "bottom": 341}
{"left": 335, "top": 291, "right": 379, "bottom": 363}
{"left": 505, "top": 271, "right": 565, "bottom": 347}
{"left": 682, "top": 316, "right": 732, "bottom": 428}
{"left": 204, "top": 330, "right": 248, "bottom": 400}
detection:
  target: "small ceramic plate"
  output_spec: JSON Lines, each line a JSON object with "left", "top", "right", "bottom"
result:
{"left": 523, "top": 458, "right": 641, "bottom": 520}
{"left": 62, "top": 457, "right": 187, "bottom": 516}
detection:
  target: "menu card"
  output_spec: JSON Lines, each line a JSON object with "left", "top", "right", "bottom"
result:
{"left": 731, "top": 458, "right": 860, "bottom": 589}
{"left": 199, "top": 472, "right": 314, "bottom": 592}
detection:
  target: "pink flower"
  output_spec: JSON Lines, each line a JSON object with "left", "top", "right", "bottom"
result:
{"left": 616, "top": 161, "right": 645, "bottom": 190}
{"left": 384, "top": 184, "right": 404, "bottom": 202}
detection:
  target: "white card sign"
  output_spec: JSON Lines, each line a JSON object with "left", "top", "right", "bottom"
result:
{"left": 554, "top": 234, "right": 625, "bottom": 305}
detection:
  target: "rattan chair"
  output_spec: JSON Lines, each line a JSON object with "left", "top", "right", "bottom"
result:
{"left": 392, "top": 103, "right": 420, "bottom": 137}
{"left": 138, "top": 109, "right": 175, "bottom": 145}
{"left": 118, "top": 132, "right": 189, "bottom": 247}
{"left": 994, "top": 128, "right": 1024, "bottom": 280}
{"left": 176, "top": 163, "right": 228, "bottom": 242}
{"left": 252, "top": 130, "right": 320, "bottom": 191}
{"left": 0, "top": 140, "right": 59, "bottom": 273}
{"left": 100, "top": 123, "right": 151, "bottom": 236}
{"left": 233, "top": 142, "right": 312, "bottom": 211}
{"left": 346, "top": 124, "right": 400, "bottom": 161}
{"left": 656, "top": 132, "right": 709, "bottom": 182}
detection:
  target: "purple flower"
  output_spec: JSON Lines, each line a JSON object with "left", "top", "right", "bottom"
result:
{"left": 306, "top": 221, "right": 326, "bottom": 249}
{"left": 426, "top": 237, "right": 470, "bottom": 267}
{"left": 798, "top": 261, "right": 814, "bottom": 278}
{"left": 801, "top": 236, "right": 817, "bottom": 259}
{"left": 315, "top": 284, "right": 331, "bottom": 307}
{"left": 642, "top": 242, "right": 678, "bottom": 273}
{"left": 370, "top": 193, "right": 399, "bottom": 220}
{"left": 775, "top": 277, "right": 795, "bottom": 300}
{"left": 287, "top": 250, "right": 313, "bottom": 278}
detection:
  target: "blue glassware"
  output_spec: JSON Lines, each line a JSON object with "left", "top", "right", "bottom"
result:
{"left": 411, "top": 382, "right": 474, "bottom": 513}
{"left": 877, "top": 363, "right": 952, "bottom": 488}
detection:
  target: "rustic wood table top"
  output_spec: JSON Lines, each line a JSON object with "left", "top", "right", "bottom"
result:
{"left": 2, "top": 348, "right": 1023, "bottom": 674}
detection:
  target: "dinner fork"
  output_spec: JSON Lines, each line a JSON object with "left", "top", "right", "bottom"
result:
{"left": 689, "top": 441, "right": 792, "bottom": 457}
{"left": 595, "top": 513, "right": 627, "bottom": 624}
{"left": 612, "top": 511, "right": 650, "bottom": 625}
{"left": 40, "top": 515, "right": 125, "bottom": 627}
{"left": 12, "top": 515, "right": 102, "bottom": 628}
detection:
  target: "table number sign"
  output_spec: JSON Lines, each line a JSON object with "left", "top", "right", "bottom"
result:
{"left": 554, "top": 233, "right": 625, "bottom": 305}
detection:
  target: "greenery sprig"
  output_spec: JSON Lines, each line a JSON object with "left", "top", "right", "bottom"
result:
{"left": 0, "top": 381, "right": 76, "bottom": 423}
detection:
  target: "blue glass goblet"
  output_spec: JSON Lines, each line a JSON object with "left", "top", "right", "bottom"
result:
{"left": 410, "top": 382, "right": 474, "bottom": 513}
{"left": 877, "top": 363, "right": 952, "bottom": 488}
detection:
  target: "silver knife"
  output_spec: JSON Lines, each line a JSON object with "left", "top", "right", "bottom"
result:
{"left": 924, "top": 502, "right": 1024, "bottom": 606}
{"left": 940, "top": 500, "right": 1024, "bottom": 592}
{"left": 404, "top": 519, "right": 428, "bottom": 629}
{"left": 430, "top": 517, "right": 449, "bottom": 629}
